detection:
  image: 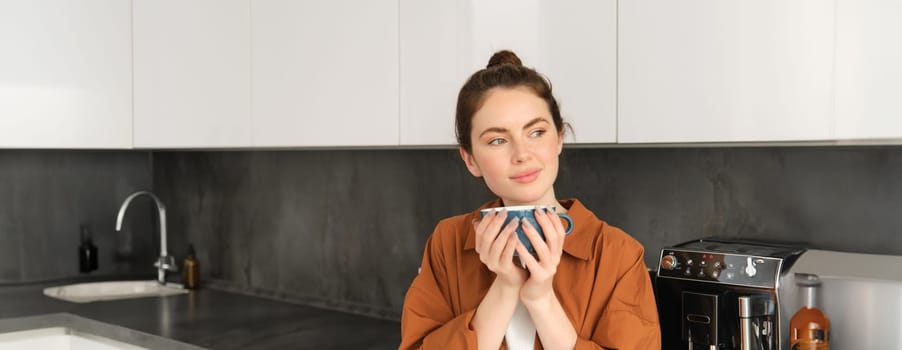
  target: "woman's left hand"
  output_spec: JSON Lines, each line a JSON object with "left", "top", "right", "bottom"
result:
{"left": 515, "top": 208, "right": 567, "bottom": 304}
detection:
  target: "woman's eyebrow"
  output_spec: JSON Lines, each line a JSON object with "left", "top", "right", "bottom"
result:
{"left": 478, "top": 117, "right": 550, "bottom": 138}
{"left": 522, "top": 117, "right": 549, "bottom": 130}
{"left": 478, "top": 127, "right": 508, "bottom": 138}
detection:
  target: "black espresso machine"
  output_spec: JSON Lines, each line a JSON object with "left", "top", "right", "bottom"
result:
{"left": 655, "top": 239, "right": 805, "bottom": 350}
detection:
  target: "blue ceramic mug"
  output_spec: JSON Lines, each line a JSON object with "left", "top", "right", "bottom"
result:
{"left": 479, "top": 205, "right": 574, "bottom": 255}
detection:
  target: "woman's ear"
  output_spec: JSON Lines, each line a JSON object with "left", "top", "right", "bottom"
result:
{"left": 459, "top": 147, "right": 483, "bottom": 178}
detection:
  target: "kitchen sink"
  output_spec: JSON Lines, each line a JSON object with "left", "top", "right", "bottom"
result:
{"left": 43, "top": 280, "right": 188, "bottom": 303}
{"left": 0, "top": 327, "right": 148, "bottom": 350}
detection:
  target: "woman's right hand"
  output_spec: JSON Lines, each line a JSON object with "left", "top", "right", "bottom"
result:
{"left": 473, "top": 210, "right": 527, "bottom": 288}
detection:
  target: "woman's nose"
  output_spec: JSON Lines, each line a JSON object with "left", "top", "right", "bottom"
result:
{"left": 511, "top": 142, "right": 532, "bottom": 164}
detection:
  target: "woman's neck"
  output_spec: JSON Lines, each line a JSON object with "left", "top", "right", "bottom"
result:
{"left": 500, "top": 194, "right": 567, "bottom": 214}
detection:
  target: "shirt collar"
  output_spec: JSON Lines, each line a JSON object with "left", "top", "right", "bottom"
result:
{"left": 464, "top": 198, "right": 594, "bottom": 261}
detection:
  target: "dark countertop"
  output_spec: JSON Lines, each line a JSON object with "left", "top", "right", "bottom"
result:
{"left": 0, "top": 281, "right": 400, "bottom": 349}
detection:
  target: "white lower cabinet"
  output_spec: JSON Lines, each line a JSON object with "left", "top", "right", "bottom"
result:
{"left": 251, "top": 0, "right": 400, "bottom": 147}
{"left": 400, "top": 0, "right": 617, "bottom": 146}
{"left": 834, "top": 0, "right": 902, "bottom": 140}
{"left": 619, "top": 0, "right": 836, "bottom": 144}
{"left": 0, "top": 0, "right": 131, "bottom": 149}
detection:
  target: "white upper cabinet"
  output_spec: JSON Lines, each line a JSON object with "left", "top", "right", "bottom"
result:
{"left": 619, "top": 1, "right": 835, "bottom": 143}
{"left": 400, "top": 0, "right": 617, "bottom": 146}
{"left": 252, "top": 0, "right": 400, "bottom": 147}
{"left": 0, "top": 1, "right": 131, "bottom": 149}
{"left": 133, "top": 0, "right": 252, "bottom": 148}
{"left": 834, "top": 0, "right": 902, "bottom": 140}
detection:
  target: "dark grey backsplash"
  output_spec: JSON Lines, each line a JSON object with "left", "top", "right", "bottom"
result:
{"left": 152, "top": 146, "right": 902, "bottom": 321}
{"left": 557, "top": 147, "right": 902, "bottom": 262}
{"left": 0, "top": 151, "right": 156, "bottom": 283}
{"left": 151, "top": 151, "right": 494, "bottom": 320}
{"left": 4, "top": 147, "right": 900, "bottom": 320}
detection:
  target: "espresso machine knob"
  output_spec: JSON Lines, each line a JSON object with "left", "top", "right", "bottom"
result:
{"left": 661, "top": 255, "right": 678, "bottom": 270}
{"left": 744, "top": 256, "right": 757, "bottom": 277}
{"left": 711, "top": 261, "right": 723, "bottom": 279}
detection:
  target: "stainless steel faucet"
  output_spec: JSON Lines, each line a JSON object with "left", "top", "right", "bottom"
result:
{"left": 115, "top": 191, "right": 177, "bottom": 284}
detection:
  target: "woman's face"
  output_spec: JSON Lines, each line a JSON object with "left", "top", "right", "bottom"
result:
{"left": 460, "top": 86, "right": 563, "bottom": 206}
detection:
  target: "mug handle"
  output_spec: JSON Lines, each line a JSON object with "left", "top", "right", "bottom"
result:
{"left": 557, "top": 213, "right": 574, "bottom": 235}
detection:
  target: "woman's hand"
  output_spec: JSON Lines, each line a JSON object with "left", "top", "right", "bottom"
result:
{"left": 473, "top": 210, "right": 527, "bottom": 288}
{"left": 516, "top": 208, "right": 567, "bottom": 304}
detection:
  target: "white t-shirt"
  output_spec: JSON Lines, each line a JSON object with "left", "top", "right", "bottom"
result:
{"left": 505, "top": 301, "right": 536, "bottom": 350}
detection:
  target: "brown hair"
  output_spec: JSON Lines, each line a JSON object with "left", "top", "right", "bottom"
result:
{"left": 455, "top": 50, "right": 564, "bottom": 154}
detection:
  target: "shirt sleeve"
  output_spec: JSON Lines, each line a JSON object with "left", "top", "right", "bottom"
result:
{"left": 589, "top": 243, "right": 662, "bottom": 350}
{"left": 399, "top": 229, "right": 479, "bottom": 350}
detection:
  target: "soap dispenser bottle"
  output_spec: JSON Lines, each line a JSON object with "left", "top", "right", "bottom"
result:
{"left": 78, "top": 225, "right": 98, "bottom": 273}
{"left": 183, "top": 243, "right": 199, "bottom": 289}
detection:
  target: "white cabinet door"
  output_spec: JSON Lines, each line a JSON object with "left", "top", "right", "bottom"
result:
{"left": 133, "top": 0, "right": 252, "bottom": 148}
{"left": 0, "top": 1, "right": 131, "bottom": 149}
{"left": 619, "top": 1, "right": 835, "bottom": 143}
{"left": 835, "top": 0, "right": 902, "bottom": 140}
{"left": 252, "top": 0, "right": 400, "bottom": 147}
{"left": 400, "top": 0, "right": 617, "bottom": 146}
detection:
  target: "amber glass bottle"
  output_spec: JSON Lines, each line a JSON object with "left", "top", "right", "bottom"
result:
{"left": 183, "top": 244, "right": 199, "bottom": 289}
{"left": 790, "top": 274, "right": 830, "bottom": 350}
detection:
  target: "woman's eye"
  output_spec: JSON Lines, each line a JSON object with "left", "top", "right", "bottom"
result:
{"left": 530, "top": 129, "right": 546, "bottom": 138}
{"left": 488, "top": 138, "right": 506, "bottom": 145}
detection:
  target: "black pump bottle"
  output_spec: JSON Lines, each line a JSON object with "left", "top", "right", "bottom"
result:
{"left": 78, "top": 225, "right": 98, "bottom": 273}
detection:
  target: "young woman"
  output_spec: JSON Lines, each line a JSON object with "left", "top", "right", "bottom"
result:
{"left": 400, "top": 50, "right": 660, "bottom": 350}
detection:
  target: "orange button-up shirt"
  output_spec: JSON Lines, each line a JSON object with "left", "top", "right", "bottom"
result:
{"left": 400, "top": 199, "right": 661, "bottom": 349}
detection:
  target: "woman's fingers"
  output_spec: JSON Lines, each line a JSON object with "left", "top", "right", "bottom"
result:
{"left": 475, "top": 208, "right": 568, "bottom": 278}
{"left": 489, "top": 217, "right": 519, "bottom": 260}
{"left": 500, "top": 225, "right": 520, "bottom": 265}
{"left": 515, "top": 242, "right": 541, "bottom": 272}
{"left": 472, "top": 214, "right": 491, "bottom": 254}
{"left": 549, "top": 209, "right": 567, "bottom": 253}
{"left": 472, "top": 218, "right": 484, "bottom": 254}
{"left": 520, "top": 218, "right": 551, "bottom": 264}
{"left": 534, "top": 209, "right": 560, "bottom": 259}
{"left": 540, "top": 209, "right": 566, "bottom": 260}
{"left": 475, "top": 209, "right": 506, "bottom": 254}
{"left": 542, "top": 209, "right": 565, "bottom": 259}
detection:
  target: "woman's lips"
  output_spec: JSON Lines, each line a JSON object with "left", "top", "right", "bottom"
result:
{"left": 511, "top": 168, "right": 541, "bottom": 183}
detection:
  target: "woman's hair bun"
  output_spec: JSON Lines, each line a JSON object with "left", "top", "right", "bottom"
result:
{"left": 486, "top": 50, "right": 522, "bottom": 68}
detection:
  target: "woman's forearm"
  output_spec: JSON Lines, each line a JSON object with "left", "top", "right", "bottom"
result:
{"left": 525, "top": 292, "right": 578, "bottom": 350}
{"left": 471, "top": 278, "right": 521, "bottom": 349}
